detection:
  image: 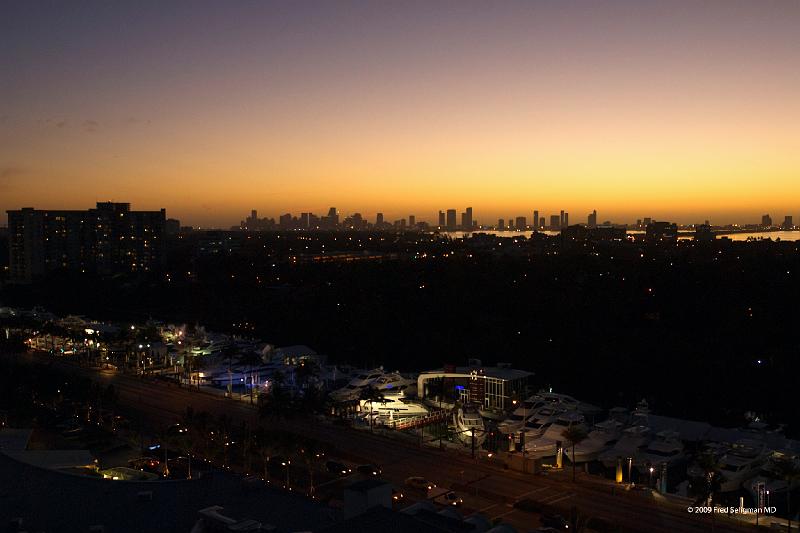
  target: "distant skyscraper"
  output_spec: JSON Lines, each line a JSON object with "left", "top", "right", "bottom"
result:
{"left": 409, "top": 215, "right": 416, "bottom": 227}
{"left": 498, "top": 218, "right": 504, "bottom": 230}
{"left": 438, "top": 210, "right": 445, "bottom": 227}
{"left": 550, "top": 214, "right": 560, "bottom": 230}
{"left": 588, "top": 210, "right": 597, "bottom": 228}
{"left": 762, "top": 214, "right": 773, "bottom": 227}
{"left": 564, "top": 212, "right": 569, "bottom": 227}
{"left": 782, "top": 215, "right": 793, "bottom": 229}
{"left": 533, "top": 210, "right": 539, "bottom": 230}
{"left": 539, "top": 217, "right": 545, "bottom": 229}
{"left": 515, "top": 216, "right": 526, "bottom": 230}
{"left": 376, "top": 213, "right": 384, "bottom": 227}
{"left": 643, "top": 217, "right": 652, "bottom": 229}
{"left": 446, "top": 209, "right": 457, "bottom": 229}
{"left": 560, "top": 210, "right": 565, "bottom": 228}
{"left": 461, "top": 207, "right": 473, "bottom": 230}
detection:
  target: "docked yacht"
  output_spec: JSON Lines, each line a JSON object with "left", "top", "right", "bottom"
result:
{"left": 528, "top": 390, "right": 603, "bottom": 417}
{"left": 330, "top": 369, "right": 415, "bottom": 402}
{"left": 566, "top": 419, "right": 624, "bottom": 463}
{"left": 453, "top": 405, "right": 486, "bottom": 447}
{"left": 633, "top": 430, "right": 685, "bottom": 469}
{"left": 745, "top": 451, "right": 800, "bottom": 500}
{"left": 524, "top": 411, "right": 588, "bottom": 459}
{"left": 718, "top": 440, "right": 769, "bottom": 492}
{"left": 359, "top": 391, "right": 430, "bottom": 422}
{"left": 599, "top": 425, "right": 653, "bottom": 468}
{"left": 497, "top": 398, "right": 538, "bottom": 434}
{"left": 517, "top": 406, "right": 565, "bottom": 443}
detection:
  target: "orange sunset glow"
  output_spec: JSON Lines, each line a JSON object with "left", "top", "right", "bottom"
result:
{"left": 2, "top": 1, "right": 799, "bottom": 227}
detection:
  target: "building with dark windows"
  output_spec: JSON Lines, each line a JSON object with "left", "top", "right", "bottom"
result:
{"left": 588, "top": 210, "right": 597, "bottom": 228}
{"left": 460, "top": 206, "right": 473, "bottom": 230}
{"left": 445, "top": 209, "right": 457, "bottom": 230}
{"left": 645, "top": 220, "right": 678, "bottom": 243}
{"left": 6, "top": 202, "right": 166, "bottom": 282}
{"left": 695, "top": 223, "right": 715, "bottom": 242}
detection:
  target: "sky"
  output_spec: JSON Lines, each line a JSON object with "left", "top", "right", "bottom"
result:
{"left": 1, "top": 1, "right": 799, "bottom": 227}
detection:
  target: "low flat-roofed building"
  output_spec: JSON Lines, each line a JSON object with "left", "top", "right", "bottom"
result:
{"left": 418, "top": 360, "right": 533, "bottom": 410}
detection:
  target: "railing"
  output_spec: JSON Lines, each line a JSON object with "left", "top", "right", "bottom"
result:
{"left": 391, "top": 409, "right": 450, "bottom": 430}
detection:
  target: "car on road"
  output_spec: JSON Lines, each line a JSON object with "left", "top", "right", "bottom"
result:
{"left": 128, "top": 456, "right": 161, "bottom": 473}
{"left": 428, "top": 487, "right": 463, "bottom": 507}
{"left": 541, "top": 514, "right": 570, "bottom": 530}
{"left": 404, "top": 476, "right": 437, "bottom": 491}
{"left": 325, "top": 460, "right": 352, "bottom": 476}
{"left": 392, "top": 487, "right": 404, "bottom": 501}
{"left": 356, "top": 464, "right": 382, "bottom": 476}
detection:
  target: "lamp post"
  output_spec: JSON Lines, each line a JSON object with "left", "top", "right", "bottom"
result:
{"left": 628, "top": 457, "right": 633, "bottom": 485}
{"left": 648, "top": 466, "right": 654, "bottom": 488}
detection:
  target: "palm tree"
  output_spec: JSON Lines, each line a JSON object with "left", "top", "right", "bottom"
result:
{"left": 252, "top": 426, "right": 276, "bottom": 481}
{"left": 221, "top": 344, "right": 239, "bottom": 398}
{"left": 236, "top": 351, "right": 263, "bottom": 405}
{"left": 359, "top": 386, "right": 384, "bottom": 432}
{"left": 216, "top": 413, "right": 233, "bottom": 468}
{"left": 771, "top": 456, "right": 800, "bottom": 532}
{"left": 258, "top": 371, "right": 292, "bottom": 421}
{"left": 561, "top": 425, "right": 589, "bottom": 482}
{"left": 298, "top": 436, "right": 326, "bottom": 496}
{"left": 690, "top": 452, "right": 723, "bottom": 532}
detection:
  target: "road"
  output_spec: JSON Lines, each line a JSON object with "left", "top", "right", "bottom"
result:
{"left": 17, "top": 352, "right": 760, "bottom": 533}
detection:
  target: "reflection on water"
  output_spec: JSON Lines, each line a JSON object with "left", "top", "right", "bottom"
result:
{"left": 720, "top": 231, "right": 800, "bottom": 241}
{"left": 437, "top": 230, "right": 559, "bottom": 238}
{"left": 436, "top": 230, "right": 800, "bottom": 241}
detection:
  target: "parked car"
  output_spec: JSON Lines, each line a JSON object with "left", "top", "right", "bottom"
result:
{"left": 356, "top": 464, "right": 382, "bottom": 476}
{"left": 429, "top": 487, "right": 463, "bottom": 507}
{"left": 325, "top": 460, "right": 352, "bottom": 476}
{"left": 541, "top": 514, "right": 570, "bottom": 530}
{"left": 404, "top": 476, "right": 437, "bottom": 491}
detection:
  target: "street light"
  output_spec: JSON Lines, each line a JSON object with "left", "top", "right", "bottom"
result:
{"left": 628, "top": 457, "right": 633, "bottom": 485}
{"left": 648, "top": 466, "right": 654, "bottom": 487}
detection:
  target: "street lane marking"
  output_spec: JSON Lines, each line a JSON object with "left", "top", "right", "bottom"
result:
{"left": 545, "top": 493, "right": 574, "bottom": 505}
{"left": 516, "top": 486, "right": 548, "bottom": 499}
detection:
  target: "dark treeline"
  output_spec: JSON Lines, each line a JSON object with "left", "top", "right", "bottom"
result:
{"left": 2, "top": 234, "right": 799, "bottom": 434}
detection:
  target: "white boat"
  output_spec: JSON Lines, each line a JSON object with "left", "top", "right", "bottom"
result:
{"left": 372, "top": 372, "right": 416, "bottom": 395}
{"left": 453, "top": 405, "right": 486, "bottom": 447}
{"left": 497, "top": 398, "right": 538, "bottom": 434}
{"left": 745, "top": 451, "right": 800, "bottom": 501}
{"left": 359, "top": 391, "right": 430, "bottom": 421}
{"left": 566, "top": 419, "right": 624, "bottom": 463}
{"left": 517, "top": 406, "right": 566, "bottom": 443}
{"left": 329, "top": 368, "right": 386, "bottom": 401}
{"left": 599, "top": 425, "right": 653, "bottom": 468}
{"left": 633, "top": 430, "right": 685, "bottom": 469}
{"left": 524, "top": 411, "right": 587, "bottom": 459}
{"left": 528, "top": 390, "right": 603, "bottom": 417}
{"left": 718, "top": 440, "right": 769, "bottom": 492}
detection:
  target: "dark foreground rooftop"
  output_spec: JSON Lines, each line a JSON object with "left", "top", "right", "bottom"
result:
{"left": 0, "top": 452, "right": 335, "bottom": 533}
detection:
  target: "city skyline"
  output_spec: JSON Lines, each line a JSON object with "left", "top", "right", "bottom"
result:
{"left": 2, "top": 1, "right": 800, "bottom": 227}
